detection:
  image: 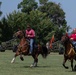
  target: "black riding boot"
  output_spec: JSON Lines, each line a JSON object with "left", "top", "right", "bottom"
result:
{"left": 74, "top": 46, "right": 76, "bottom": 53}
{"left": 71, "top": 42, "right": 76, "bottom": 53}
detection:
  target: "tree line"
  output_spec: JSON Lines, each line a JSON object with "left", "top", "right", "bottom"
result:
{"left": 0, "top": 0, "right": 71, "bottom": 44}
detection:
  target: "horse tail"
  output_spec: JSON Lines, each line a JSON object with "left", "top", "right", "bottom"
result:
{"left": 41, "top": 45, "right": 48, "bottom": 58}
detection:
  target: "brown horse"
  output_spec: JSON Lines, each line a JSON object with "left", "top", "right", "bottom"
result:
{"left": 61, "top": 33, "right": 76, "bottom": 71}
{"left": 11, "top": 30, "right": 48, "bottom": 67}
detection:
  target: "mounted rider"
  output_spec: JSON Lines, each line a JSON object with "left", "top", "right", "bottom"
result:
{"left": 69, "top": 28, "right": 76, "bottom": 52}
{"left": 25, "top": 24, "right": 35, "bottom": 54}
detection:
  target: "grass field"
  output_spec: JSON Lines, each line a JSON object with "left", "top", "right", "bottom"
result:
{"left": 0, "top": 50, "right": 76, "bottom": 75}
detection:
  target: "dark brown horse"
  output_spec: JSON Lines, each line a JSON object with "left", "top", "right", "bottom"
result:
{"left": 11, "top": 30, "right": 48, "bottom": 67}
{"left": 61, "top": 33, "right": 76, "bottom": 71}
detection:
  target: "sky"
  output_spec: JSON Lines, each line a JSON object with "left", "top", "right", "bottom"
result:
{"left": 0, "top": 0, "right": 76, "bottom": 32}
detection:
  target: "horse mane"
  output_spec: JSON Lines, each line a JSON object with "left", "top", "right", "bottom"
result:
{"left": 63, "top": 33, "right": 71, "bottom": 45}
{"left": 22, "top": 30, "right": 26, "bottom": 38}
{"left": 62, "top": 33, "right": 75, "bottom": 53}
{"left": 65, "top": 33, "right": 69, "bottom": 37}
{"left": 65, "top": 33, "right": 73, "bottom": 45}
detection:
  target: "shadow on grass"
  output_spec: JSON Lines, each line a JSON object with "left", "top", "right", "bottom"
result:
{"left": 67, "top": 70, "right": 76, "bottom": 72}
{"left": 23, "top": 65, "right": 51, "bottom": 68}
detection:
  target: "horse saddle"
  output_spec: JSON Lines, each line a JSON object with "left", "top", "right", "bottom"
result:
{"left": 31, "top": 44, "right": 38, "bottom": 53}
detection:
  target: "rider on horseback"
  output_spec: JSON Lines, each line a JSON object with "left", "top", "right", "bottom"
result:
{"left": 69, "top": 28, "right": 76, "bottom": 52}
{"left": 25, "top": 24, "right": 35, "bottom": 54}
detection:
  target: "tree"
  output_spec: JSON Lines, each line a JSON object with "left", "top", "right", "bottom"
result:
{"left": 0, "top": 0, "right": 69, "bottom": 44}
{"left": 6, "top": 10, "right": 55, "bottom": 44}
{"left": 0, "top": 1, "right": 2, "bottom": 43}
{"left": 0, "top": 17, "right": 13, "bottom": 42}
{"left": 29, "top": 10, "right": 55, "bottom": 43}
{"left": 7, "top": 11, "right": 29, "bottom": 32}
{"left": 38, "top": 1, "right": 68, "bottom": 40}
{"left": 17, "top": 0, "right": 38, "bottom": 14}
{"left": 39, "top": 0, "right": 48, "bottom": 4}
{"left": 0, "top": 21, "right": 2, "bottom": 43}
{"left": 38, "top": 2, "right": 66, "bottom": 26}
{"left": 0, "top": 2, "right": 2, "bottom": 17}
{"left": 17, "top": 0, "right": 69, "bottom": 41}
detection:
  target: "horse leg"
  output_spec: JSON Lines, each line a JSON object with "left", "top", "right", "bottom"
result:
{"left": 11, "top": 51, "right": 21, "bottom": 63}
{"left": 11, "top": 53, "right": 18, "bottom": 63}
{"left": 20, "top": 54, "right": 24, "bottom": 61}
{"left": 33, "top": 54, "right": 38, "bottom": 67}
{"left": 30, "top": 54, "right": 38, "bottom": 67}
{"left": 71, "top": 59, "right": 74, "bottom": 71}
{"left": 62, "top": 57, "right": 69, "bottom": 69}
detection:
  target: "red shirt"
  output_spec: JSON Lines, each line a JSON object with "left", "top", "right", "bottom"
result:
{"left": 69, "top": 33, "right": 76, "bottom": 41}
{"left": 25, "top": 29, "right": 35, "bottom": 38}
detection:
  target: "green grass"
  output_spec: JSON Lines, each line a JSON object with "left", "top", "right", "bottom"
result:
{"left": 0, "top": 50, "right": 76, "bottom": 75}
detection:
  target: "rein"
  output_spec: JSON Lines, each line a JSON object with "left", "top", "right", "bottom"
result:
{"left": 68, "top": 44, "right": 75, "bottom": 55}
{"left": 64, "top": 42, "right": 76, "bottom": 58}
{"left": 16, "top": 30, "right": 30, "bottom": 53}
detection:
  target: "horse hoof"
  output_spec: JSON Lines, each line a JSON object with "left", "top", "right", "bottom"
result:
{"left": 34, "top": 64, "right": 37, "bottom": 67}
{"left": 11, "top": 59, "right": 15, "bottom": 63}
{"left": 30, "top": 64, "right": 34, "bottom": 68}
{"left": 73, "top": 65, "right": 76, "bottom": 71}
{"left": 20, "top": 57, "right": 24, "bottom": 61}
{"left": 65, "top": 67, "right": 69, "bottom": 69}
{"left": 63, "top": 64, "right": 69, "bottom": 69}
{"left": 11, "top": 61, "right": 14, "bottom": 63}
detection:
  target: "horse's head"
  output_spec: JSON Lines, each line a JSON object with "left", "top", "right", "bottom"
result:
{"left": 61, "top": 33, "right": 70, "bottom": 45}
{"left": 13, "top": 30, "right": 25, "bottom": 39}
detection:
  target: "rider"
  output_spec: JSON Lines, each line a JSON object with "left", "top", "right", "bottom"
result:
{"left": 25, "top": 24, "right": 35, "bottom": 54}
{"left": 69, "top": 28, "right": 76, "bottom": 52}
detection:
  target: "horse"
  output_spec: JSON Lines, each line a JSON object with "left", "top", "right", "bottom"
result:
{"left": 11, "top": 30, "right": 48, "bottom": 67}
{"left": 61, "top": 33, "right": 76, "bottom": 71}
